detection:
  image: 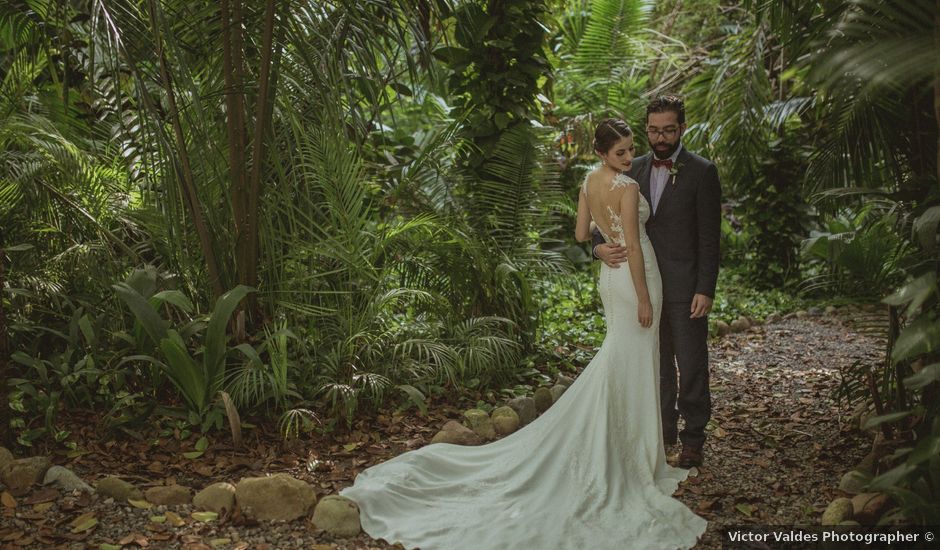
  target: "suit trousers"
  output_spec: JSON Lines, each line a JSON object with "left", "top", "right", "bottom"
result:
{"left": 659, "top": 301, "right": 711, "bottom": 448}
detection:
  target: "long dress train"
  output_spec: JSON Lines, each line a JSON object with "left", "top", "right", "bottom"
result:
{"left": 340, "top": 173, "right": 707, "bottom": 549}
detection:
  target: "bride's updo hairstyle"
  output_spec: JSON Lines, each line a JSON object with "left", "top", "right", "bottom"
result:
{"left": 593, "top": 118, "right": 633, "bottom": 154}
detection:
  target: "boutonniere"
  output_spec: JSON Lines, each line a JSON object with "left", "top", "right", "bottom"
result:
{"left": 668, "top": 162, "right": 685, "bottom": 186}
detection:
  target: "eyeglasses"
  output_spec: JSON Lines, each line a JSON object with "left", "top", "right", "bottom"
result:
{"left": 646, "top": 127, "right": 679, "bottom": 138}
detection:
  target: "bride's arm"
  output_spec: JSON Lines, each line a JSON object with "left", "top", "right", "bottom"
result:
{"left": 620, "top": 186, "right": 653, "bottom": 327}
{"left": 575, "top": 184, "right": 592, "bottom": 242}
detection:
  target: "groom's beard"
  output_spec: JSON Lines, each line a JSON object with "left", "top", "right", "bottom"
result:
{"left": 652, "top": 138, "right": 681, "bottom": 160}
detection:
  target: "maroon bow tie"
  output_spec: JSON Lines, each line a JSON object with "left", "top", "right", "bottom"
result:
{"left": 651, "top": 158, "right": 673, "bottom": 169}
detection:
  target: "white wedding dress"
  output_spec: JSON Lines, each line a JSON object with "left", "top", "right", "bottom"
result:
{"left": 341, "top": 173, "right": 707, "bottom": 549}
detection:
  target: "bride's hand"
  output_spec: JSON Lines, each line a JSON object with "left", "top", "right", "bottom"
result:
{"left": 638, "top": 300, "right": 653, "bottom": 328}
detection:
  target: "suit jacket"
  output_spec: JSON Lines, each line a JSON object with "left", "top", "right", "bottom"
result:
{"left": 592, "top": 148, "right": 721, "bottom": 303}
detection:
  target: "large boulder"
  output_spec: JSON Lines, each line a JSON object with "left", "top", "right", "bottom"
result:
{"left": 508, "top": 397, "right": 536, "bottom": 426}
{"left": 821, "top": 498, "right": 854, "bottom": 525}
{"left": 463, "top": 409, "right": 496, "bottom": 440}
{"left": 194, "top": 482, "right": 236, "bottom": 514}
{"left": 235, "top": 473, "right": 317, "bottom": 522}
{"left": 430, "top": 421, "right": 483, "bottom": 446}
{"left": 43, "top": 465, "right": 93, "bottom": 493}
{"left": 145, "top": 484, "right": 193, "bottom": 506}
{"left": 96, "top": 476, "right": 143, "bottom": 502}
{"left": 715, "top": 320, "right": 731, "bottom": 337}
{"left": 311, "top": 495, "right": 361, "bottom": 538}
{"left": 491, "top": 406, "right": 520, "bottom": 436}
{"left": 533, "top": 387, "right": 553, "bottom": 413}
{"left": 730, "top": 318, "right": 750, "bottom": 333}
{"left": 1, "top": 456, "right": 51, "bottom": 494}
{"left": 0, "top": 447, "right": 13, "bottom": 473}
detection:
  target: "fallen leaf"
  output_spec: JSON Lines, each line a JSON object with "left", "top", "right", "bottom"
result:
{"left": 165, "top": 511, "right": 185, "bottom": 526}
{"left": 191, "top": 511, "right": 218, "bottom": 522}
{"left": 70, "top": 512, "right": 98, "bottom": 533}
{"left": 129, "top": 499, "right": 153, "bottom": 509}
{"left": 735, "top": 503, "right": 755, "bottom": 517}
{"left": 1, "top": 491, "right": 16, "bottom": 508}
{"left": 32, "top": 502, "right": 54, "bottom": 513}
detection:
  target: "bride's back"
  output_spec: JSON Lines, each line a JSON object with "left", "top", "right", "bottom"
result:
{"left": 582, "top": 170, "right": 638, "bottom": 247}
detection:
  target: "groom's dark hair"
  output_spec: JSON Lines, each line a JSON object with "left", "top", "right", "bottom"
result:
{"left": 647, "top": 95, "right": 685, "bottom": 125}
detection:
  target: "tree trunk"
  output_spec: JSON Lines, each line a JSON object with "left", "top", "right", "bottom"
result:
{"left": 241, "top": 0, "right": 281, "bottom": 318}
{"left": 0, "top": 229, "right": 10, "bottom": 447}
{"left": 148, "top": 0, "right": 225, "bottom": 298}
{"left": 221, "top": 0, "right": 248, "bottom": 297}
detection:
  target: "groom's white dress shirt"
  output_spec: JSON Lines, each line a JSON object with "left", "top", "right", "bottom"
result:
{"left": 650, "top": 143, "right": 683, "bottom": 214}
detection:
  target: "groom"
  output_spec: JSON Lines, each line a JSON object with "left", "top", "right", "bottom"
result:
{"left": 592, "top": 95, "right": 721, "bottom": 468}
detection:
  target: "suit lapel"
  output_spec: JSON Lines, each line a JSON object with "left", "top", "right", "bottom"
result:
{"left": 653, "top": 148, "right": 689, "bottom": 215}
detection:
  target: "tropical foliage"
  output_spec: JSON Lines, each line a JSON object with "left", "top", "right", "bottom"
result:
{"left": 2, "top": 0, "right": 939, "bottom": 525}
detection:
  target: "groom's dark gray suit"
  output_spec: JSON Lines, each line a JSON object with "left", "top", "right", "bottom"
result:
{"left": 592, "top": 147, "right": 721, "bottom": 448}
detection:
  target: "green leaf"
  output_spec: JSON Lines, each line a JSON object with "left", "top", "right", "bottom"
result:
{"left": 159, "top": 333, "right": 207, "bottom": 412}
{"left": 113, "top": 282, "right": 168, "bottom": 348}
{"left": 863, "top": 410, "right": 913, "bottom": 429}
{"left": 397, "top": 384, "right": 428, "bottom": 414}
{"left": 205, "top": 286, "right": 255, "bottom": 389}
{"left": 892, "top": 316, "right": 940, "bottom": 363}
{"left": 913, "top": 205, "right": 940, "bottom": 251}
{"left": 903, "top": 363, "right": 940, "bottom": 390}
{"left": 195, "top": 435, "right": 208, "bottom": 452}
{"left": 182, "top": 450, "right": 204, "bottom": 459}
{"left": 883, "top": 272, "right": 937, "bottom": 317}
{"left": 78, "top": 315, "right": 96, "bottom": 348}
{"left": 151, "top": 290, "right": 194, "bottom": 314}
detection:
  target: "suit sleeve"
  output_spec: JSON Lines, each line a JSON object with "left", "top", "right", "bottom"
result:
{"left": 590, "top": 227, "right": 605, "bottom": 259}
{"left": 695, "top": 163, "right": 721, "bottom": 297}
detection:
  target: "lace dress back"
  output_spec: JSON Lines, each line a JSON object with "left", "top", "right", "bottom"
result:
{"left": 340, "top": 169, "right": 706, "bottom": 549}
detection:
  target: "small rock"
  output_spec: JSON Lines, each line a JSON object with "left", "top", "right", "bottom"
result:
{"left": 821, "top": 497, "right": 854, "bottom": 525}
{"left": 825, "top": 305, "right": 837, "bottom": 315}
{"left": 808, "top": 307, "right": 822, "bottom": 316}
{"left": 556, "top": 375, "right": 575, "bottom": 387}
{"left": 430, "top": 421, "right": 483, "bottom": 446}
{"left": 550, "top": 384, "right": 567, "bottom": 402}
{"left": 1, "top": 456, "right": 51, "bottom": 494}
{"left": 765, "top": 313, "right": 782, "bottom": 324}
{"left": 795, "top": 310, "right": 809, "bottom": 318}
{"left": 96, "top": 476, "right": 143, "bottom": 502}
{"left": 730, "top": 318, "right": 750, "bottom": 333}
{"left": 235, "top": 473, "right": 317, "bottom": 522}
{"left": 838, "top": 470, "right": 870, "bottom": 495}
{"left": 43, "top": 465, "right": 93, "bottom": 493}
{"left": 747, "top": 316, "right": 761, "bottom": 326}
{"left": 311, "top": 495, "right": 361, "bottom": 538}
{"left": 852, "top": 492, "right": 891, "bottom": 525}
{"left": 508, "top": 397, "right": 537, "bottom": 426}
{"left": 145, "top": 484, "right": 192, "bottom": 506}
{"left": 715, "top": 320, "right": 731, "bottom": 336}
{"left": 463, "top": 409, "right": 496, "bottom": 440}
{"left": 194, "top": 482, "right": 236, "bottom": 514}
{"left": 533, "top": 387, "right": 553, "bottom": 413}
{"left": 491, "top": 406, "right": 520, "bottom": 436}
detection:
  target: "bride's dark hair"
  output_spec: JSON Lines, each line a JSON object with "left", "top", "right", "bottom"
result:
{"left": 593, "top": 118, "right": 633, "bottom": 153}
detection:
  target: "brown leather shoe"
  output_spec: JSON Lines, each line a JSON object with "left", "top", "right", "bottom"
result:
{"left": 678, "top": 446, "right": 703, "bottom": 468}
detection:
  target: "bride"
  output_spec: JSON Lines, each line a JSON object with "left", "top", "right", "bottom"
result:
{"left": 340, "top": 119, "right": 707, "bottom": 549}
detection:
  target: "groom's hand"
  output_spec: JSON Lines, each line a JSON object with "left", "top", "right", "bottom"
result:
{"left": 690, "top": 294, "right": 713, "bottom": 318}
{"left": 595, "top": 243, "right": 627, "bottom": 268}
